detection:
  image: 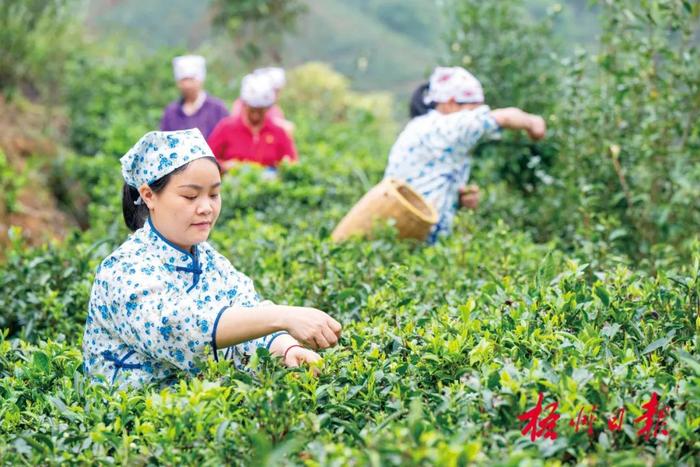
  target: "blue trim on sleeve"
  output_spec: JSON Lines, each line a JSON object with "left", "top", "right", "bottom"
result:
{"left": 211, "top": 306, "right": 229, "bottom": 362}
{"left": 266, "top": 331, "right": 289, "bottom": 351}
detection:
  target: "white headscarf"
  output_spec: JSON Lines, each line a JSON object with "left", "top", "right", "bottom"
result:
{"left": 173, "top": 55, "right": 206, "bottom": 82}
{"left": 254, "top": 67, "right": 286, "bottom": 91}
{"left": 240, "top": 73, "right": 276, "bottom": 108}
{"left": 424, "top": 66, "right": 484, "bottom": 105}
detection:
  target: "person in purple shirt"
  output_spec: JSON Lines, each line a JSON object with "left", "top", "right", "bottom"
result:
{"left": 160, "top": 55, "right": 229, "bottom": 138}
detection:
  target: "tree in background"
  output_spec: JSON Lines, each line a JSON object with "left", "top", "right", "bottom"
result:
{"left": 444, "top": 0, "right": 700, "bottom": 264}
{"left": 0, "top": 0, "right": 81, "bottom": 103}
{"left": 443, "top": 0, "right": 561, "bottom": 113}
{"left": 210, "top": 0, "right": 308, "bottom": 66}
{"left": 442, "top": 0, "right": 561, "bottom": 199}
{"left": 344, "top": 0, "right": 443, "bottom": 47}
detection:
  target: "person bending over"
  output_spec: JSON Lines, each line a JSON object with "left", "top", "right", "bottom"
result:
{"left": 231, "top": 67, "right": 294, "bottom": 135}
{"left": 385, "top": 66, "right": 546, "bottom": 244}
{"left": 208, "top": 73, "right": 297, "bottom": 172}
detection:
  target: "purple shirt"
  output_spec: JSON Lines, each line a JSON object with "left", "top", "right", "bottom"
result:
{"left": 160, "top": 94, "right": 229, "bottom": 138}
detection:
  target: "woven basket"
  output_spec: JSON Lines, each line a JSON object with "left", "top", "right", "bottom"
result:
{"left": 331, "top": 178, "right": 438, "bottom": 242}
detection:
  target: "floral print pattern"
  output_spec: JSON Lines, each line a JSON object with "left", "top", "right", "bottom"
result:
{"left": 82, "top": 217, "right": 284, "bottom": 388}
{"left": 383, "top": 105, "right": 500, "bottom": 243}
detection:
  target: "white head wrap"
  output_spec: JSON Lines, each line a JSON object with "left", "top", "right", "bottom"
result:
{"left": 120, "top": 129, "right": 215, "bottom": 204}
{"left": 254, "top": 67, "right": 286, "bottom": 90}
{"left": 173, "top": 55, "right": 206, "bottom": 82}
{"left": 240, "top": 73, "right": 276, "bottom": 108}
{"left": 424, "top": 66, "right": 484, "bottom": 105}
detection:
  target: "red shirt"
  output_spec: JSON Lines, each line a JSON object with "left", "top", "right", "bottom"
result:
{"left": 207, "top": 114, "right": 297, "bottom": 167}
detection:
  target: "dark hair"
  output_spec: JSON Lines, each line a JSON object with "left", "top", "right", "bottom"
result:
{"left": 409, "top": 82, "right": 434, "bottom": 119}
{"left": 122, "top": 157, "right": 220, "bottom": 231}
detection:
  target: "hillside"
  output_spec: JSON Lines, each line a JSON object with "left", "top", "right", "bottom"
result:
{"left": 84, "top": 0, "right": 598, "bottom": 95}
{"left": 281, "top": 0, "right": 442, "bottom": 93}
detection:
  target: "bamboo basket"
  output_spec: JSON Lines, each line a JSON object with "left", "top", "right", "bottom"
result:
{"left": 331, "top": 178, "right": 438, "bottom": 242}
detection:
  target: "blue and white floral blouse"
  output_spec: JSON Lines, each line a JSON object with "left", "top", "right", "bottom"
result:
{"left": 82, "top": 217, "right": 285, "bottom": 388}
{"left": 384, "top": 105, "right": 500, "bottom": 243}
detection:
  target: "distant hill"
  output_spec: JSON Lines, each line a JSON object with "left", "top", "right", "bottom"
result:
{"left": 85, "top": 0, "right": 443, "bottom": 95}
{"left": 85, "top": 0, "right": 212, "bottom": 48}
{"left": 281, "top": 0, "right": 444, "bottom": 93}
{"left": 84, "top": 0, "right": 597, "bottom": 95}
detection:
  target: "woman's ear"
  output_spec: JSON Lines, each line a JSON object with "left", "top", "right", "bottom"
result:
{"left": 139, "top": 184, "right": 156, "bottom": 210}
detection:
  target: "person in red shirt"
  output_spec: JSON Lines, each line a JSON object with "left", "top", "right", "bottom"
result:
{"left": 208, "top": 73, "right": 297, "bottom": 171}
{"left": 231, "top": 67, "right": 293, "bottom": 136}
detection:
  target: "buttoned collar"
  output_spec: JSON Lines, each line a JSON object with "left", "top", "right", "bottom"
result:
{"left": 143, "top": 217, "right": 202, "bottom": 291}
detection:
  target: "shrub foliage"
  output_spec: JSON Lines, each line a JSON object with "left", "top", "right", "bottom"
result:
{"left": 1, "top": 1, "right": 699, "bottom": 464}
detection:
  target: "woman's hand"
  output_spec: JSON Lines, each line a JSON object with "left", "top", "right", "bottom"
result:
{"left": 279, "top": 306, "right": 342, "bottom": 350}
{"left": 215, "top": 303, "right": 340, "bottom": 351}
{"left": 490, "top": 108, "right": 546, "bottom": 141}
{"left": 527, "top": 115, "right": 547, "bottom": 140}
{"left": 458, "top": 184, "right": 480, "bottom": 210}
{"left": 284, "top": 346, "right": 322, "bottom": 375}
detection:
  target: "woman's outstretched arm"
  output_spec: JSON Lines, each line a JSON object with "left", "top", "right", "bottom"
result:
{"left": 490, "top": 107, "right": 547, "bottom": 140}
{"left": 214, "top": 303, "right": 342, "bottom": 351}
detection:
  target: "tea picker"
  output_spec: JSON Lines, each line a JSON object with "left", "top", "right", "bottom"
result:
{"left": 231, "top": 67, "right": 295, "bottom": 136}
{"left": 160, "top": 55, "right": 229, "bottom": 139}
{"left": 83, "top": 129, "right": 340, "bottom": 389}
{"left": 333, "top": 66, "right": 547, "bottom": 244}
{"left": 208, "top": 73, "right": 298, "bottom": 172}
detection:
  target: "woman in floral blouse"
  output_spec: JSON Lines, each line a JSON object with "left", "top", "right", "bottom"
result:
{"left": 385, "top": 66, "right": 547, "bottom": 244}
{"left": 83, "top": 128, "right": 341, "bottom": 388}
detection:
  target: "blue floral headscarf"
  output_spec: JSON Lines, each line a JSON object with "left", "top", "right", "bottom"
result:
{"left": 120, "top": 129, "right": 215, "bottom": 203}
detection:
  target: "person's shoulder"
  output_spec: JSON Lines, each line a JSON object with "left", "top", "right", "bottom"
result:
{"left": 469, "top": 104, "right": 492, "bottom": 117}
{"left": 213, "top": 115, "right": 241, "bottom": 130}
{"left": 199, "top": 244, "right": 256, "bottom": 290}
{"left": 163, "top": 99, "right": 182, "bottom": 113}
{"left": 266, "top": 119, "right": 291, "bottom": 138}
{"left": 401, "top": 112, "right": 435, "bottom": 133}
{"left": 465, "top": 105, "right": 499, "bottom": 130}
{"left": 197, "top": 241, "right": 220, "bottom": 260}
{"left": 460, "top": 104, "right": 492, "bottom": 118}
{"left": 443, "top": 105, "right": 493, "bottom": 125}
{"left": 97, "top": 230, "right": 148, "bottom": 279}
{"left": 198, "top": 242, "right": 239, "bottom": 272}
{"left": 205, "top": 95, "right": 229, "bottom": 111}
{"left": 267, "top": 105, "right": 285, "bottom": 119}
{"left": 95, "top": 230, "right": 159, "bottom": 277}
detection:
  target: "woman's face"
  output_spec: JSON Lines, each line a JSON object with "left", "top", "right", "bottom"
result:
{"left": 140, "top": 159, "right": 222, "bottom": 252}
{"left": 244, "top": 104, "right": 269, "bottom": 127}
{"left": 436, "top": 99, "right": 482, "bottom": 114}
{"left": 177, "top": 78, "right": 203, "bottom": 100}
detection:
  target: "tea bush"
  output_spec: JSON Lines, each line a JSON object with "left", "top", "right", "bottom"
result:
{"left": 447, "top": 0, "right": 700, "bottom": 264}
{"left": 0, "top": 150, "right": 25, "bottom": 214}
{"left": 2, "top": 2, "right": 700, "bottom": 463}
{"left": 0, "top": 231, "right": 96, "bottom": 343}
{"left": 64, "top": 46, "right": 184, "bottom": 157}
{"left": 0, "top": 0, "right": 82, "bottom": 101}
{"left": 2, "top": 100, "right": 699, "bottom": 464}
